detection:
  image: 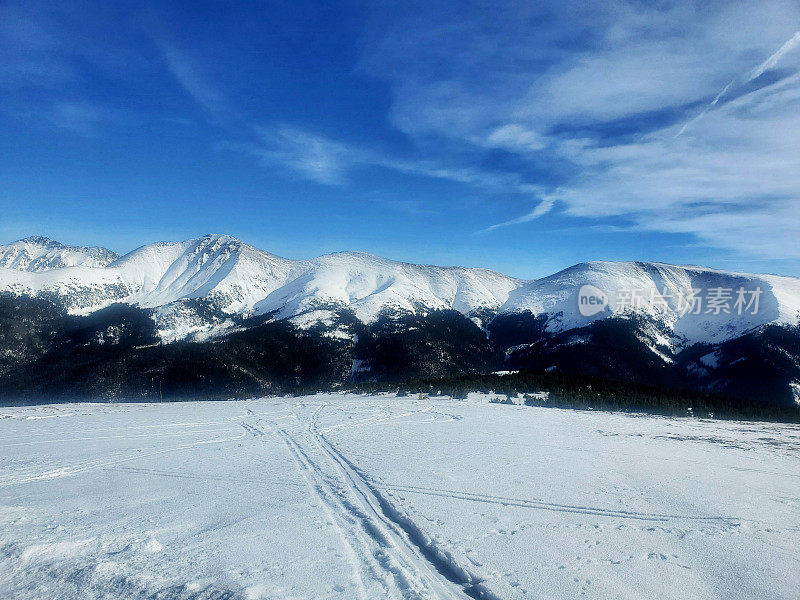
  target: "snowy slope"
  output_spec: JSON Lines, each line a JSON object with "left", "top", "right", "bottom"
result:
{"left": 2, "top": 394, "right": 799, "bottom": 600}
{"left": 255, "top": 251, "right": 518, "bottom": 323}
{"left": 0, "top": 236, "right": 119, "bottom": 271}
{"left": 498, "top": 261, "right": 800, "bottom": 348}
{"left": 111, "top": 235, "right": 300, "bottom": 312}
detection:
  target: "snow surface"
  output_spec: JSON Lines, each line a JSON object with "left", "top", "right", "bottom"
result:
{"left": 1, "top": 394, "right": 799, "bottom": 599}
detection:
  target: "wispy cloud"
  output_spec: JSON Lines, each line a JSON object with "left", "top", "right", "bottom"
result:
{"left": 484, "top": 197, "right": 556, "bottom": 232}
{"left": 359, "top": 0, "right": 800, "bottom": 258}
{"left": 244, "top": 124, "right": 547, "bottom": 196}
{"left": 250, "top": 126, "right": 355, "bottom": 185}
{"left": 677, "top": 29, "right": 800, "bottom": 136}
{"left": 675, "top": 80, "right": 734, "bottom": 137}
{"left": 156, "top": 41, "right": 229, "bottom": 118}
{"left": 485, "top": 124, "right": 546, "bottom": 152}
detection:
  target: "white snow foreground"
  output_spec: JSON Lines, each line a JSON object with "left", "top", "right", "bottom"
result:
{"left": 1, "top": 395, "right": 799, "bottom": 599}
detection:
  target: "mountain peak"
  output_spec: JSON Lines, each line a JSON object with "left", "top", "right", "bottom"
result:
{"left": 18, "top": 235, "right": 58, "bottom": 246}
{"left": 197, "top": 233, "right": 240, "bottom": 244}
{"left": 0, "top": 236, "right": 119, "bottom": 272}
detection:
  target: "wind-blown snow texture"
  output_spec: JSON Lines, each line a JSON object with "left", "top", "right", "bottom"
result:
{"left": 0, "top": 235, "right": 798, "bottom": 347}
{"left": 1, "top": 394, "right": 798, "bottom": 599}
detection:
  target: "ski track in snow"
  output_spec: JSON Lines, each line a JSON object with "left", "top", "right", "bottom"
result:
{"left": 244, "top": 403, "right": 492, "bottom": 599}
{"left": 1, "top": 394, "right": 799, "bottom": 599}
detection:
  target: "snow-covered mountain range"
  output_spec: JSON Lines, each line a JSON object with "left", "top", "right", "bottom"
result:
{"left": 1, "top": 234, "right": 799, "bottom": 405}
{"left": 0, "top": 235, "right": 519, "bottom": 339}
{"left": 498, "top": 260, "right": 800, "bottom": 350}
{"left": 1, "top": 235, "right": 799, "bottom": 345}
{"left": 1, "top": 234, "right": 799, "bottom": 345}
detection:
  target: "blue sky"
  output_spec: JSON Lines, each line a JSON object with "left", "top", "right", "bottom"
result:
{"left": 1, "top": 0, "right": 799, "bottom": 279}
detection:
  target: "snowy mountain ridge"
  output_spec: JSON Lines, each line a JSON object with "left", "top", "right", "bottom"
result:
{"left": 2, "top": 235, "right": 800, "bottom": 406}
{"left": 498, "top": 260, "right": 800, "bottom": 351}
{"left": 0, "top": 235, "right": 520, "bottom": 337}
{"left": 1, "top": 235, "right": 799, "bottom": 348}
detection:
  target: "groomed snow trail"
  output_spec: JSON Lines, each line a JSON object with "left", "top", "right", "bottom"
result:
{"left": 243, "top": 402, "right": 497, "bottom": 600}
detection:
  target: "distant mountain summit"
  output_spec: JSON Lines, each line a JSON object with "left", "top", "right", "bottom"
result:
{"left": 496, "top": 260, "right": 800, "bottom": 348}
{"left": 0, "top": 236, "right": 119, "bottom": 272}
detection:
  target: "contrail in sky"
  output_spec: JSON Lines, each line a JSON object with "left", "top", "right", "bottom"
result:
{"left": 747, "top": 31, "right": 800, "bottom": 82}
{"left": 676, "top": 31, "right": 800, "bottom": 137}
{"left": 676, "top": 79, "right": 734, "bottom": 136}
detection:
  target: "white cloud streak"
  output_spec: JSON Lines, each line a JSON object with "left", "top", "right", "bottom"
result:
{"left": 747, "top": 31, "right": 800, "bottom": 81}
{"left": 484, "top": 197, "right": 556, "bottom": 232}
{"left": 246, "top": 125, "right": 547, "bottom": 196}
{"left": 250, "top": 126, "right": 354, "bottom": 185}
{"left": 677, "top": 29, "right": 800, "bottom": 137}
{"left": 675, "top": 79, "right": 734, "bottom": 137}
{"left": 157, "top": 42, "right": 228, "bottom": 117}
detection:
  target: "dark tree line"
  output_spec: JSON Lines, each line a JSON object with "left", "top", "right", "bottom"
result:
{"left": 349, "top": 370, "right": 800, "bottom": 423}
{"left": 1, "top": 293, "right": 798, "bottom": 423}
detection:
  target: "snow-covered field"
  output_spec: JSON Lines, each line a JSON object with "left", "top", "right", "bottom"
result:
{"left": 1, "top": 394, "right": 799, "bottom": 600}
